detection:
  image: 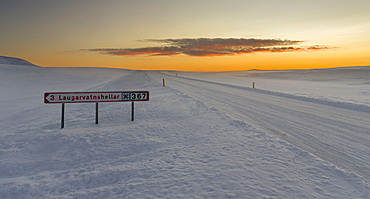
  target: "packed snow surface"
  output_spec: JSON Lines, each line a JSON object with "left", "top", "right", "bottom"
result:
{"left": 0, "top": 61, "right": 369, "bottom": 198}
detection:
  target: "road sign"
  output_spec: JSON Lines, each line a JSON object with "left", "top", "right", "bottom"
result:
{"left": 44, "top": 91, "right": 149, "bottom": 103}
{"left": 44, "top": 91, "right": 149, "bottom": 128}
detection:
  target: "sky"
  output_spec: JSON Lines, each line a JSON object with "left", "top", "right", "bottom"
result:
{"left": 1, "top": 0, "right": 370, "bottom": 71}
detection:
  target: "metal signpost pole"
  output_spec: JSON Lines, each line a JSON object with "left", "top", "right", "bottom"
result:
{"left": 61, "top": 103, "right": 65, "bottom": 129}
{"left": 96, "top": 102, "right": 98, "bottom": 124}
{"left": 131, "top": 101, "right": 134, "bottom": 121}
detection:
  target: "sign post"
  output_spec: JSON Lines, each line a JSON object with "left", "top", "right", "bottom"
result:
{"left": 96, "top": 102, "right": 99, "bottom": 124}
{"left": 44, "top": 91, "right": 149, "bottom": 128}
{"left": 131, "top": 101, "right": 134, "bottom": 121}
{"left": 61, "top": 103, "right": 65, "bottom": 128}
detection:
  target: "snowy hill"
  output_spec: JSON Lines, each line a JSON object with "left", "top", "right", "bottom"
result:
{"left": 0, "top": 55, "right": 38, "bottom": 67}
{"left": 0, "top": 63, "right": 369, "bottom": 198}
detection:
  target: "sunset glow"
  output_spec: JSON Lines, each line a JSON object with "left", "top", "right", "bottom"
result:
{"left": 1, "top": 0, "right": 369, "bottom": 71}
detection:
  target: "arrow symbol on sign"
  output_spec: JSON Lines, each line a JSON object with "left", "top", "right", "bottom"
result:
{"left": 44, "top": 93, "right": 54, "bottom": 103}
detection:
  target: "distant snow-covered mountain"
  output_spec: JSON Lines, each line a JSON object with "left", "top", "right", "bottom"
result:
{"left": 0, "top": 56, "right": 38, "bottom": 67}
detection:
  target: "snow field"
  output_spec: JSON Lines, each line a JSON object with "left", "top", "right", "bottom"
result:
{"left": 167, "top": 66, "right": 370, "bottom": 107}
{"left": 0, "top": 63, "right": 369, "bottom": 198}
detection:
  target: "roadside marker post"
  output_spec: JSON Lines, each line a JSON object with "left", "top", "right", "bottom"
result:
{"left": 44, "top": 91, "right": 149, "bottom": 128}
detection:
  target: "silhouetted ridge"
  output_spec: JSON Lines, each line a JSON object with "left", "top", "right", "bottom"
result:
{"left": 0, "top": 56, "right": 38, "bottom": 67}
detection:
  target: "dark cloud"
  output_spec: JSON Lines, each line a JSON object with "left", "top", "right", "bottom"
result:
{"left": 83, "top": 38, "right": 331, "bottom": 57}
{"left": 142, "top": 38, "right": 302, "bottom": 48}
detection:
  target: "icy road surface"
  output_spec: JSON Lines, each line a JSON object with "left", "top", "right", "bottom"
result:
{"left": 149, "top": 72, "right": 370, "bottom": 182}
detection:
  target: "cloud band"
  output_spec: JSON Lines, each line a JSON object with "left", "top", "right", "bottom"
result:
{"left": 83, "top": 38, "right": 331, "bottom": 57}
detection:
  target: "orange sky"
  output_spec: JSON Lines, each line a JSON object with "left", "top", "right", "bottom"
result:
{"left": 1, "top": 0, "right": 369, "bottom": 71}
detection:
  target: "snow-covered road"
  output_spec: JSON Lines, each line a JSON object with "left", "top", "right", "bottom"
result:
{"left": 149, "top": 72, "right": 370, "bottom": 182}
